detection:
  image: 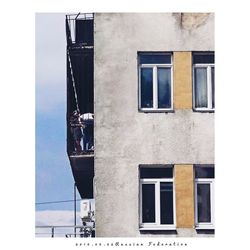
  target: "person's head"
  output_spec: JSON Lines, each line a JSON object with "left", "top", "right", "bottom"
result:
{"left": 72, "top": 110, "right": 79, "bottom": 116}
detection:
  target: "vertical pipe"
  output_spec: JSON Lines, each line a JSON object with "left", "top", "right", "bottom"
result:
{"left": 74, "top": 183, "right": 77, "bottom": 237}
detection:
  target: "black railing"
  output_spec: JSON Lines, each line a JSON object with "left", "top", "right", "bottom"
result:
{"left": 66, "top": 13, "right": 94, "bottom": 45}
{"left": 35, "top": 225, "right": 95, "bottom": 238}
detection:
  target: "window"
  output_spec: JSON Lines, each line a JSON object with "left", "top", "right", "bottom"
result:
{"left": 194, "top": 165, "right": 215, "bottom": 229}
{"left": 193, "top": 53, "right": 215, "bottom": 111}
{"left": 139, "top": 166, "right": 176, "bottom": 229}
{"left": 138, "top": 53, "right": 173, "bottom": 111}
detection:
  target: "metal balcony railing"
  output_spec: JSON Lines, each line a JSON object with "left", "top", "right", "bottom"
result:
{"left": 66, "top": 13, "right": 94, "bottom": 46}
{"left": 35, "top": 225, "right": 95, "bottom": 238}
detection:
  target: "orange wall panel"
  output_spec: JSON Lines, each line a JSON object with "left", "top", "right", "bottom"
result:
{"left": 173, "top": 52, "right": 192, "bottom": 109}
{"left": 175, "top": 164, "right": 194, "bottom": 228}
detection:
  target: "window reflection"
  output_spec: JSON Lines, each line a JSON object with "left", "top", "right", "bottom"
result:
{"left": 158, "top": 68, "right": 171, "bottom": 108}
{"left": 142, "top": 184, "right": 155, "bottom": 223}
{"left": 160, "top": 182, "right": 174, "bottom": 224}
{"left": 141, "top": 68, "right": 153, "bottom": 108}
{"left": 195, "top": 68, "right": 207, "bottom": 108}
{"left": 197, "top": 184, "right": 211, "bottom": 223}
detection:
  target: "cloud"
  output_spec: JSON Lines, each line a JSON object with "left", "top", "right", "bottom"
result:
{"left": 35, "top": 210, "right": 82, "bottom": 237}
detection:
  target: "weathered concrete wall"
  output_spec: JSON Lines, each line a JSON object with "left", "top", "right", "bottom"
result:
{"left": 94, "top": 13, "right": 214, "bottom": 237}
{"left": 173, "top": 13, "right": 211, "bottom": 31}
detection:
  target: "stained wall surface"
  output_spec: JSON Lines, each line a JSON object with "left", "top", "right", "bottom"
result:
{"left": 94, "top": 13, "right": 214, "bottom": 237}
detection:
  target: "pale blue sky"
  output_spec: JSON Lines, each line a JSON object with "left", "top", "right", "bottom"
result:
{"left": 35, "top": 13, "right": 81, "bottom": 211}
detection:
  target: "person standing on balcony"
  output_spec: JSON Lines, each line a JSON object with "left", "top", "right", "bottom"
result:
{"left": 70, "top": 110, "right": 85, "bottom": 154}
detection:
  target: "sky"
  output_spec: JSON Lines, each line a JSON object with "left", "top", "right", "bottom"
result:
{"left": 35, "top": 13, "right": 81, "bottom": 220}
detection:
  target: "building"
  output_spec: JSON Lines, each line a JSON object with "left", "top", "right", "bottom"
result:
{"left": 66, "top": 13, "right": 214, "bottom": 237}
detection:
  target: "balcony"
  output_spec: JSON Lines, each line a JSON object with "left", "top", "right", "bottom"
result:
{"left": 66, "top": 13, "right": 94, "bottom": 199}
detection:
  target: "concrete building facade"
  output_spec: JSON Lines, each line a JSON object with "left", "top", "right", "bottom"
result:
{"left": 66, "top": 13, "right": 215, "bottom": 237}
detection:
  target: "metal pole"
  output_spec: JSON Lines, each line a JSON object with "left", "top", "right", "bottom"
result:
{"left": 74, "top": 183, "right": 77, "bottom": 238}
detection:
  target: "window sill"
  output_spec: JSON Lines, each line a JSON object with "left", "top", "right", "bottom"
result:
{"left": 139, "top": 108, "right": 174, "bottom": 113}
{"left": 139, "top": 228, "right": 177, "bottom": 235}
{"left": 193, "top": 108, "right": 215, "bottom": 113}
{"left": 139, "top": 226, "right": 176, "bottom": 231}
{"left": 196, "top": 229, "right": 215, "bottom": 235}
{"left": 195, "top": 224, "right": 214, "bottom": 230}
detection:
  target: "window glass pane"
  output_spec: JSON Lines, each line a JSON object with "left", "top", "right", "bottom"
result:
{"left": 140, "top": 167, "right": 173, "bottom": 178}
{"left": 197, "top": 183, "right": 211, "bottom": 223}
{"left": 211, "top": 67, "right": 215, "bottom": 108}
{"left": 140, "top": 54, "right": 171, "bottom": 64}
{"left": 195, "top": 68, "right": 207, "bottom": 108}
{"left": 195, "top": 166, "right": 214, "bottom": 178}
{"left": 142, "top": 184, "right": 155, "bottom": 223}
{"left": 193, "top": 54, "right": 214, "bottom": 64}
{"left": 160, "top": 182, "right": 174, "bottom": 225}
{"left": 141, "top": 68, "right": 153, "bottom": 108}
{"left": 157, "top": 68, "right": 171, "bottom": 108}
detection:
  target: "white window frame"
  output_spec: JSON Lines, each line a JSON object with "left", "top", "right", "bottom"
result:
{"left": 139, "top": 55, "right": 173, "bottom": 112}
{"left": 139, "top": 178, "right": 176, "bottom": 230}
{"left": 194, "top": 178, "right": 215, "bottom": 229}
{"left": 193, "top": 63, "right": 215, "bottom": 111}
